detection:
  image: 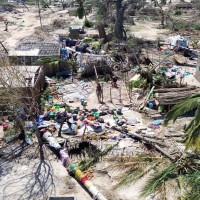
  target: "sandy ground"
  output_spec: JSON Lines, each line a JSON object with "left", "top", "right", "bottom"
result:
{"left": 129, "top": 20, "right": 169, "bottom": 40}
{"left": 0, "top": 6, "right": 84, "bottom": 49}
{"left": 0, "top": 2, "right": 199, "bottom": 200}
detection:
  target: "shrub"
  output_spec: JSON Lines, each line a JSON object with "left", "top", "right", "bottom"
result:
{"left": 129, "top": 77, "right": 147, "bottom": 89}
{"left": 174, "top": 9, "right": 182, "bottom": 15}
{"left": 84, "top": 19, "right": 94, "bottom": 28}
{"left": 52, "top": 19, "right": 65, "bottom": 28}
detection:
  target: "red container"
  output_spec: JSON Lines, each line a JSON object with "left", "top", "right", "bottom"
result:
{"left": 81, "top": 176, "right": 88, "bottom": 184}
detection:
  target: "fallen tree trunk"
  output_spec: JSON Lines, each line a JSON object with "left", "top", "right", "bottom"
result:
{"left": 127, "top": 132, "right": 167, "bottom": 147}
{"left": 112, "top": 127, "right": 174, "bottom": 160}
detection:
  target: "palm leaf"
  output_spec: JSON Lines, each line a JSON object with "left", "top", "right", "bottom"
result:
{"left": 185, "top": 107, "right": 200, "bottom": 150}
{"left": 112, "top": 155, "right": 161, "bottom": 189}
{"left": 140, "top": 165, "right": 177, "bottom": 197}
{"left": 164, "top": 95, "right": 200, "bottom": 126}
{"left": 183, "top": 170, "right": 200, "bottom": 200}
{"left": 115, "top": 168, "right": 143, "bottom": 189}
{"left": 79, "top": 145, "right": 114, "bottom": 171}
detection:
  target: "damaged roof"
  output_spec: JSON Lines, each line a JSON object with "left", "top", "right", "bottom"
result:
{"left": 0, "top": 65, "right": 41, "bottom": 88}
{"left": 9, "top": 33, "right": 60, "bottom": 57}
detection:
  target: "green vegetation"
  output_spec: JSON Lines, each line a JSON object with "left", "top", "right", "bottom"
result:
{"left": 78, "top": 145, "right": 114, "bottom": 171}
{"left": 174, "top": 9, "right": 182, "bottom": 16}
{"left": 40, "top": 88, "right": 51, "bottom": 109}
{"left": 25, "top": 0, "right": 36, "bottom": 6}
{"left": 129, "top": 77, "right": 147, "bottom": 89}
{"left": 84, "top": 19, "right": 94, "bottom": 27}
{"left": 164, "top": 94, "right": 200, "bottom": 151}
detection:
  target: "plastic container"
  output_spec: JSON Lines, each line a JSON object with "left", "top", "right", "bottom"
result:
{"left": 48, "top": 96, "right": 53, "bottom": 102}
{"left": 74, "top": 169, "right": 85, "bottom": 180}
{"left": 73, "top": 114, "right": 77, "bottom": 121}
{"left": 49, "top": 112, "right": 55, "bottom": 119}
{"left": 84, "top": 180, "right": 93, "bottom": 188}
{"left": 149, "top": 102, "right": 153, "bottom": 109}
{"left": 94, "top": 112, "right": 100, "bottom": 119}
{"left": 69, "top": 163, "right": 77, "bottom": 172}
{"left": 80, "top": 176, "right": 88, "bottom": 184}
{"left": 88, "top": 185, "right": 99, "bottom": 196}
{"left": 88, "top": 115, "right": 95, "bottom": 121}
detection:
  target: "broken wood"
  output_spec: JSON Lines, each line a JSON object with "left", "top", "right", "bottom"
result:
{"left": 154, "top": 86, "right": 197, "bottom": 93}
{"left": 164, "top": 134, "right": 184, "bottom": 137}
{"left": 127, "top": 132, "right": 167, "bottom": 147}
{"left": 112, "top": 127, "right": 174, "bottom": 160}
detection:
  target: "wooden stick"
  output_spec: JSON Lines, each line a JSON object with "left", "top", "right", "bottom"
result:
{"left": 0, "top": 42, "right": 8, "bottom": 54}
{"left": 119, "top": 86, "right": 121, "bottom": 103}
{"left": 101, "top": 82, "right": 104, "bottom": 103}
{"left": 94, "top": 65, "right": 98, "bottom": 80}
{"left": 110, "top": 87, "right": 112, "bottom": 103}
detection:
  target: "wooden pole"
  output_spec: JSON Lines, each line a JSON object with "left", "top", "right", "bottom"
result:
{"left": 119, "top": 86, "right": 121, "bottom": 103}
{"left": 101, "top": 82, "right": 104, "bottom": 103}
{"left": 110, "top": 87, "right": 112, "bottom": 103}
{"left": 0, "top": 42, "right": 8, "bottom": 54}
{"left": 94, "top": 65, "right": 98, "bottom": 81}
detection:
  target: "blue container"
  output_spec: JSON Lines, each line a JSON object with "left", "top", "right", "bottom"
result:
{"left": 73, "top": 114, "right": 77, "bottom": 121}
{"left": 149, "top": 102, "right": 153, "bottom": 109}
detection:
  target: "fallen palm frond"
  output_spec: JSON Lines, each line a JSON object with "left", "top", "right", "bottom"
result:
{"left": 115, "top": 161, "right": 161, "bottom": 189}
{"left": 183, "top": 170, "right": 200, "bottom": 200}
{"left": 107, "top": 154, "right": 163, "bottom": 189}
{"left": 108, "top": 154, "right": 163, "bottom": 170}
{"left": 140, "top": 164, "right": 177, "bottom": 198}
{"left": 164, "top": 94, "right": 200, "bottom": 151}
{"left": 79, "top": 145, "right": 114, "bottom": 171}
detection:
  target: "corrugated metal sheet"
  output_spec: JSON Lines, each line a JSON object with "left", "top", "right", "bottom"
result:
{"left": 9, "top": 49, "right": 40, "bottom": 56}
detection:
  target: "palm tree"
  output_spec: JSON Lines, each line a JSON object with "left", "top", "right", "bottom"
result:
{"left": 110, "top": 153, "right": 200, "bottom": 199}
{"left": 140, "top": 154, "right": 200, "bottom": 199}
{"left": 164, "top": 94, "right": 200, "bottom": 151}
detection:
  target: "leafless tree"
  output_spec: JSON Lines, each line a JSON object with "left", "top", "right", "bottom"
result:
{"left": 0, "top": 59, "right": 44, "bottom": 159}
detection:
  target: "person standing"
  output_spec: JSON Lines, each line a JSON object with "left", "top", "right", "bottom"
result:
{"left": 4, "top": 20, "right": 8, "bottom": 32}
{"left": 96, "top": 82, "right": 102, "bottom": 103}
{"left": 112, "top": 75, "right": 118, "bottom": 88}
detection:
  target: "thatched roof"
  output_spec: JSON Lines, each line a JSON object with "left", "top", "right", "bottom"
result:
{"left": 9, "top": 33, "right": 60, "bottom": 57}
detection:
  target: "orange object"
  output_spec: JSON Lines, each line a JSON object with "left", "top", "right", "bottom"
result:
{"left": 88, "top": 116, "right": 95, "bottom": 121}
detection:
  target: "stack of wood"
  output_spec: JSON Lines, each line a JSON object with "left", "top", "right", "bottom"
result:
{"left": 154, "top": 86, "right": 199, "bottom": 105}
